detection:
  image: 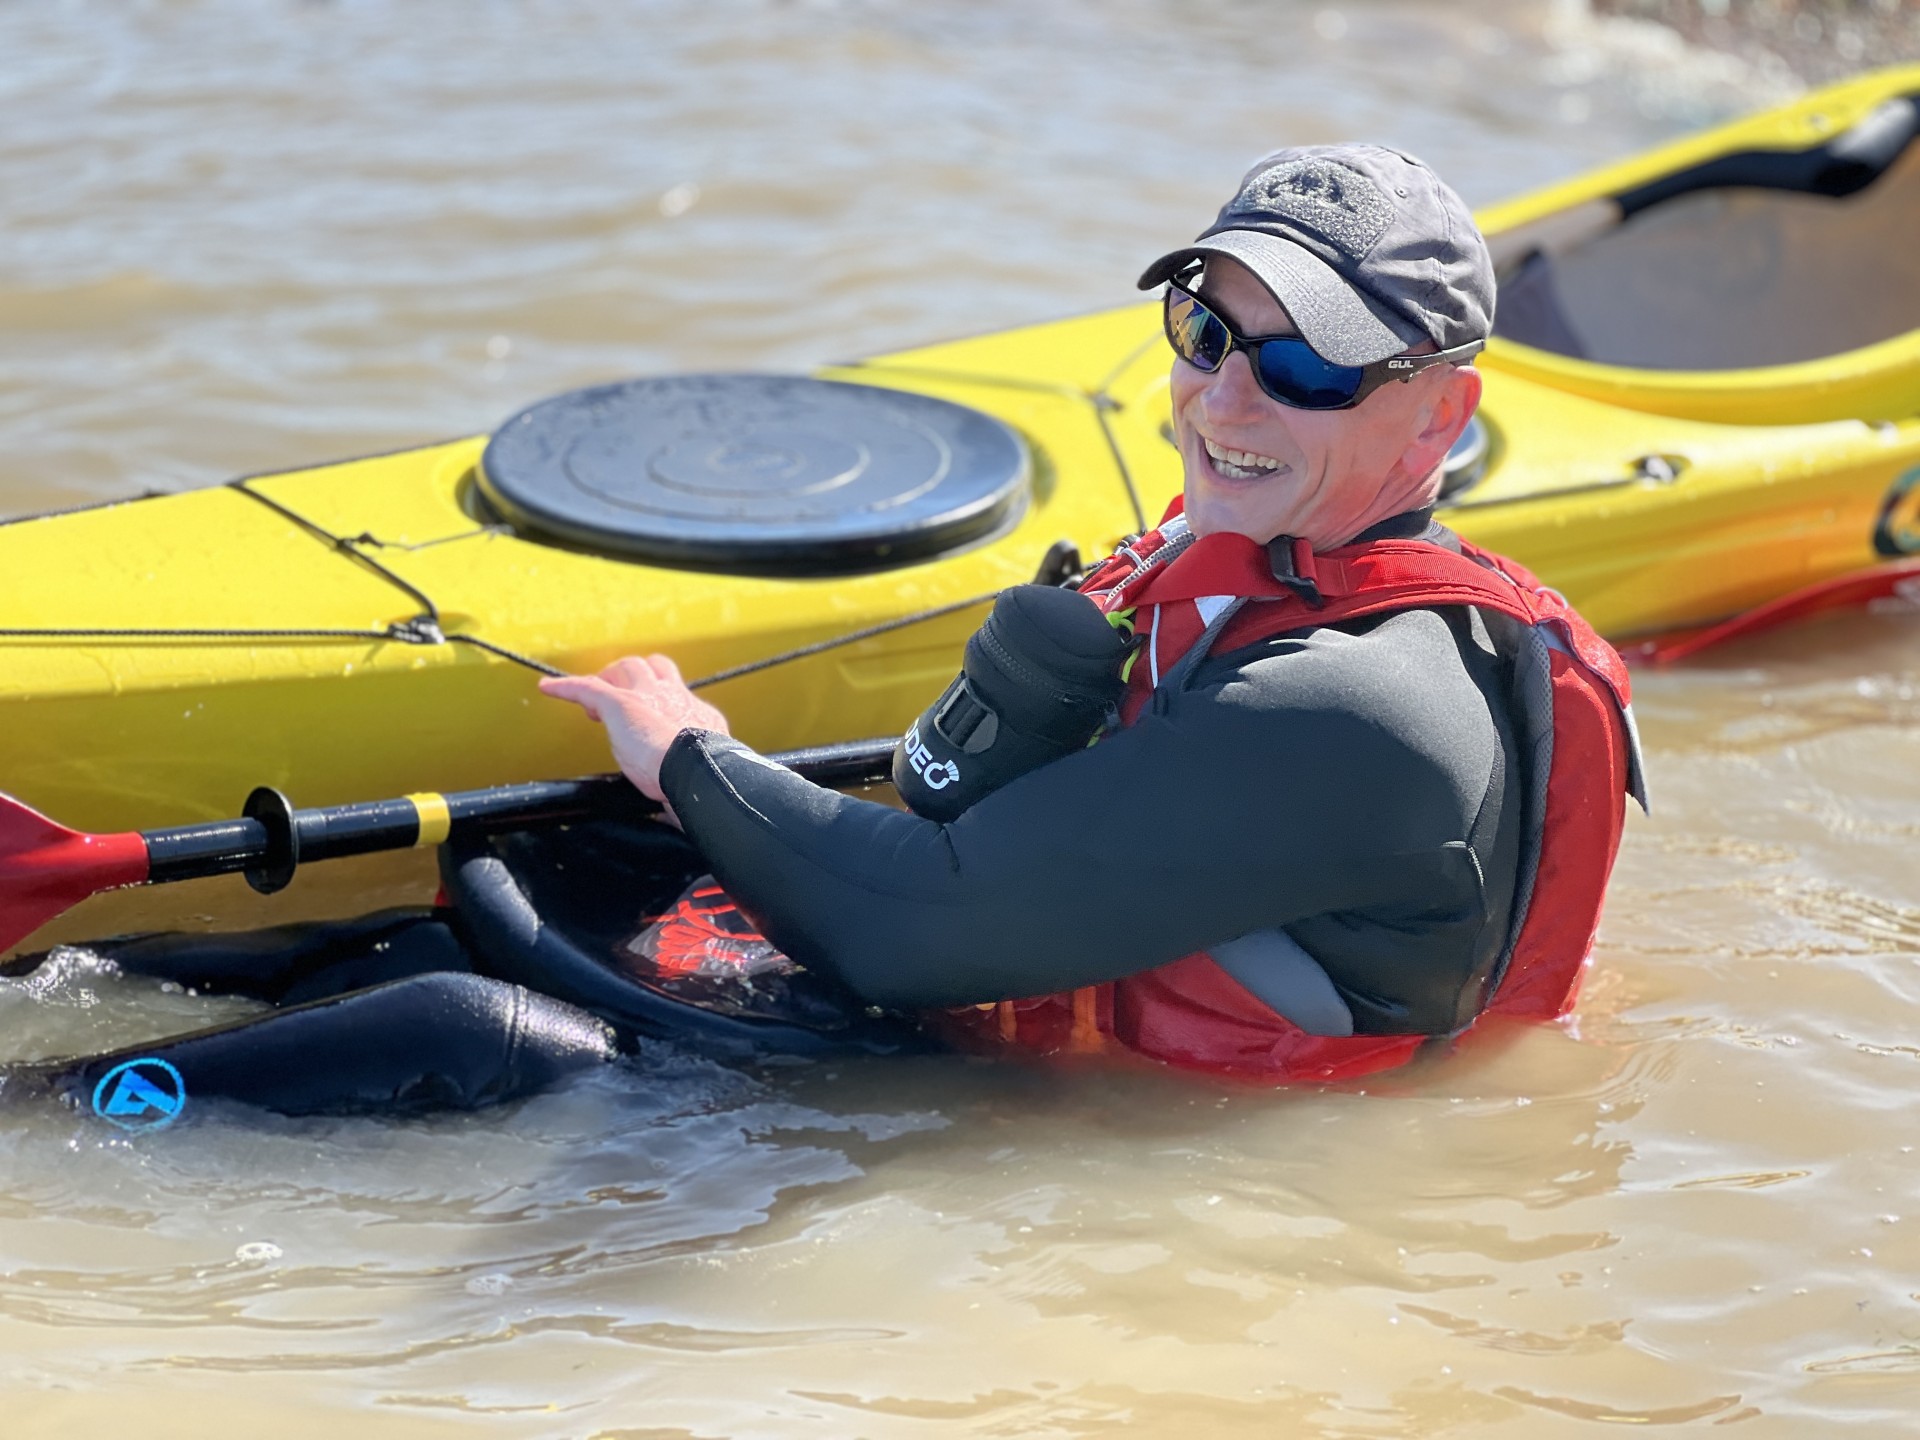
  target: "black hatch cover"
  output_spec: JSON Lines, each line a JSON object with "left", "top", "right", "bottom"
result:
{"left": 478, "top": 374, "right": 1030, "bottom": 573}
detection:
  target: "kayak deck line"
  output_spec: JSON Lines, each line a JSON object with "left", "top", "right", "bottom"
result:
{"left": 0, "top": 477, "right": 567, "bottom": 678}
{"left": 0, "top": 460, "right": 1030, "bottom": 695}
{"left": 684, "top": 589, "right": 1004, "bottom": 691}
{"left": 0, "top": 364, "right": 1111, "bottom": 692}
{"left": 0, "top": 595, "right": 1018, "bottom": 692}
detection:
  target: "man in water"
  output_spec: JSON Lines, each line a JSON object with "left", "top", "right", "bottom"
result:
{"left": 17, "top": 145, "right": 1638, "bottom": 1117}
{"left": 543, "top": 144, "right": 1643, "bottom": 1080}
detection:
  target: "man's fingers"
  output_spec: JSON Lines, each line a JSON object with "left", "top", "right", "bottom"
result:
{"left": 592, "top": 654, "right": 690, "bottom": 692}
{"left": 598, "top": 657, "right": 654, "bottom": 688}
{"left": 537, "top": 653, "right": 730, "bottom": 798}
{"left": 537, "top": 674, "right": 611, "bottom": 722}
{"left": 611, "top": 654, "right": 674, "bottom": 686}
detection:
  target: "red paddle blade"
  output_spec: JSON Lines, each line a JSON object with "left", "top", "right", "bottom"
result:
{"left": 1638, "top": 559, "right": 1920, "bottom": 667}
{"left": 0, "top": 792, "right": 149, "bottom": 956}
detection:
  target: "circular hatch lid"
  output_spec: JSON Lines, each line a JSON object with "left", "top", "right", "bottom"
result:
{"left": 478, "top": 374, "right": 1030, "bottom": 573}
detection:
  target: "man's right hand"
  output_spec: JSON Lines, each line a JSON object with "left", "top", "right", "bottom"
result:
{"left": 538, "top": 655, "right": 731, "bottom": 809}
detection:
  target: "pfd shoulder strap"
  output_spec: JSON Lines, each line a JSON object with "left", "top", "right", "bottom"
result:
{"left": 1129, "top": 528, "right": 1649, "bottom": 811}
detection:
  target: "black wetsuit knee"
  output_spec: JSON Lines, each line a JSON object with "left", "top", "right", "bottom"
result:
{"left": 76, "top": 909, "right": 471, "bottom": 1005}
{"left": 19, "top": 971, "right": 619, "bottom": 1119}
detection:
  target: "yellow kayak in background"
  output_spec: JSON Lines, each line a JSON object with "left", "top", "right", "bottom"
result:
{"left": 4, "top": 66, "right": 1919, "bottom": 833}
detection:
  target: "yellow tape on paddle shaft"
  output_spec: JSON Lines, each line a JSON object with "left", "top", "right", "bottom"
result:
{"left": 405, "top": 793, "right": 453, "bottom": 847}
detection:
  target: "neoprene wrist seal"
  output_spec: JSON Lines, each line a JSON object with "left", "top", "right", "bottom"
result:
{"left": 893, "top": 584, "right": 1132, "bottom": 823}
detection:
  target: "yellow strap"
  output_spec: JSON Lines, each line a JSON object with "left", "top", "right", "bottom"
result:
{"left": 406, "top": 792, "right": 452, "bottom": 847}
{"left": 1069, "top": 987, "right": 1103, "bottom": 1053}
{"left": 996, "top": 1000, "right": 1018, "bottom": 1043}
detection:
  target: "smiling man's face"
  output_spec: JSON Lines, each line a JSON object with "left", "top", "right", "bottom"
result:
{"left": 1167, "top": 256, "right": 1479, "bottom": 548}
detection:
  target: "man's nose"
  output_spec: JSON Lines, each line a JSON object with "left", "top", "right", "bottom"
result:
{"left": 1201, "top": 349, "right": 1272, "bottom": 419}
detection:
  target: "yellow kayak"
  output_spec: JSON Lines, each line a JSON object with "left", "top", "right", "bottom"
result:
{"left": 4, "top": 65, "right": 1919, "bottom": 833}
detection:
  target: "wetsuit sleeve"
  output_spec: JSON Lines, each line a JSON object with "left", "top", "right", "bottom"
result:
{"left": 659, "top": 619, "right": 1498, "bottom": 1012}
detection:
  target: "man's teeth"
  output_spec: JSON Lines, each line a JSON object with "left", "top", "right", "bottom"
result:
{"left": 1202, "top": 437, "right": 1283, "bottom": 477}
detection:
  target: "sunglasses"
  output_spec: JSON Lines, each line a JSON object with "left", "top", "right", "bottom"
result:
{"left": 1162, "top": 283, "right": 1484, "bottom": 411}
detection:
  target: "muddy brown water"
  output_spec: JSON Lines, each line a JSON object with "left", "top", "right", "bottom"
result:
{"left": 3, "top": 3, "right": 1917, "bottom": 1435}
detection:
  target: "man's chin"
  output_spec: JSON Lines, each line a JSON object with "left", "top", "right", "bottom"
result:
{"left": 1183, "top": 476, "right": 1299, "bottom": 543}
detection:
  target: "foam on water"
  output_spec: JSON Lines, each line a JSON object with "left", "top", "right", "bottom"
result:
{"left": 0, "top": 946, "right": 261, "bottom": 1065}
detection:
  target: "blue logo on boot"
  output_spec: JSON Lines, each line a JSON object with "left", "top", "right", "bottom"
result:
{"left": 91, "top": 1058, "right": 187, "bottom": 1133}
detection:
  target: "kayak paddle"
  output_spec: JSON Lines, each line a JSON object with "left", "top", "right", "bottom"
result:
{"left": 1632, "top": 557, "right": 1920, "bottom": 666}
{"left": 0, "top": 735, "right": 898, "bottom": 957}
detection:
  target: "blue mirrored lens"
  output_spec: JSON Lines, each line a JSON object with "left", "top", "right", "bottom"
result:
{"left": 1166, "top": 286, "right": 1366, "bottom": 409}
{"left": 1251, "top": 339, "right": 1364, "bottom": 410}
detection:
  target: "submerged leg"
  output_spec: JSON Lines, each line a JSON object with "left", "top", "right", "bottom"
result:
{"left": 6, "top": 909, "right": 471, "bottom": 1004}
{"left": 13, "top": 972, "right": 621, "bottom": 1120}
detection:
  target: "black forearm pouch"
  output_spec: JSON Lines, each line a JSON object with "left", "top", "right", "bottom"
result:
{"left": 893, "top": 584, "right": 1132, "bottom": 822}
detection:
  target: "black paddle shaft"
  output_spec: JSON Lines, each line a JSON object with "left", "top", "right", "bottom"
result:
{"left": 140, "top": 736, "right": 898, "bottom": 894}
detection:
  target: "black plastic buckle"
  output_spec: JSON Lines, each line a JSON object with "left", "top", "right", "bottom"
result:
{"left": 1266, "top": 536, "right": 1325, "bottom": 608}
{"left": 1032, "top": 539, "right": 1085, "bottom": 589}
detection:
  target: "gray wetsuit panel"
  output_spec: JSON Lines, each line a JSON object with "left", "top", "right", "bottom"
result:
{"left": 1209, "top": 929, "right": 1355, "bottom": 1037}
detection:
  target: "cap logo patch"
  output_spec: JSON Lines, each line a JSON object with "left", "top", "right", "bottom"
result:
{"left": 1228, "top": 158, "right": 1393, "bottom": 257}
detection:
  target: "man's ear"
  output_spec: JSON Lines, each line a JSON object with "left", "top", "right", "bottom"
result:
{"left": 1404, "top": 366, "right": 1482, "bottom": 479}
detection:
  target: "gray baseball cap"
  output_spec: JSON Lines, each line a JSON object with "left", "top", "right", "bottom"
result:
{"left": 1137, "top": 144, "right": 1494, "bottom": 367}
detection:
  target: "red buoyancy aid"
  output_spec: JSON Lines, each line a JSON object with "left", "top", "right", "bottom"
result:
{"left": 933, "top": 501, "right": 1645, "bottom": 1082}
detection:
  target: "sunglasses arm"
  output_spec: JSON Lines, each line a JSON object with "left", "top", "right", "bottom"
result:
{"left": 1379, "top": 338, "right": 1485, "bottom": 379}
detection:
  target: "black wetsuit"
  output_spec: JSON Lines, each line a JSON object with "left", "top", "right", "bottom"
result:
{"left": 11, "top": 513, "right": 1521, "bottom": 1115}
{"left": 9, "top": 909, "right": 624, "bottom": 1118}
{"left": 663, "top": 583, "right": 1521, "bottom": 1036}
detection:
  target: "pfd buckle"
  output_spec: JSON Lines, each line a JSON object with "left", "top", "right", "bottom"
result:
{"left": 1266, "top": 536, "right": 1325, "bottom": 608}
